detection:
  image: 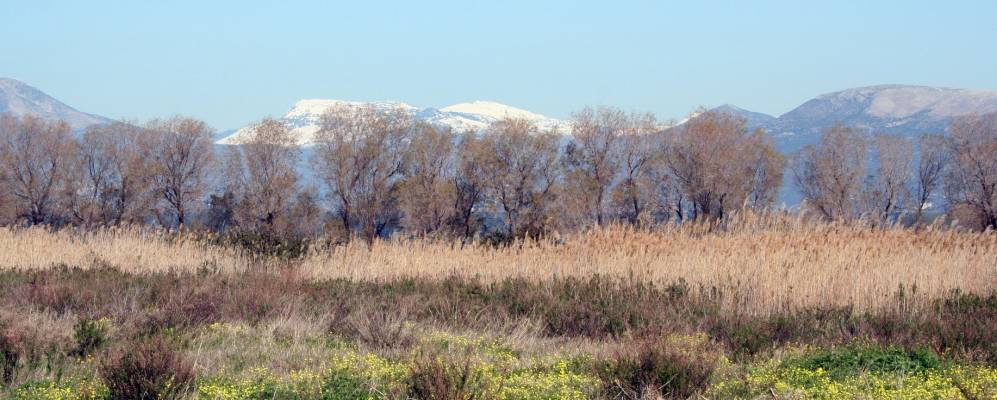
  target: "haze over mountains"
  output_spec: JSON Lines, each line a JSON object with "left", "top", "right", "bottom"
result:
{"left": 3, "top": 77, "right": 997, "bottom": 151}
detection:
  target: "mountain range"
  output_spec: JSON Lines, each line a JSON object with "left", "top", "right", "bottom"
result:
{"left": 3, "top": 78, "right": 997, "bottom": 151}
{"left": 714, "top": 84, "right": 997, "bottom": 151}
{"left": 219, "top": 84, "right": 997, "bottom": 149}
{"left": 217, "top": 99, "right": 566, "bottom": 145}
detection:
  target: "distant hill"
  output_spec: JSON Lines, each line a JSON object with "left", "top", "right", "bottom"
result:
{"left": 709, "top": 84, "right": 997, "bottom": 152}
{"left": 0, "top": 78, "right": 111, "bottom": 131}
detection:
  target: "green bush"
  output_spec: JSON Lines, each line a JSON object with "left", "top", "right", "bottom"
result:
{"left": 218, "top": 231, "right": 312, "bottom": 259}
{"left": 73, "top": 318, "right": 110, "bottom": 358}
{"left": 788, "top": 344, "right": 941, "bottom": 379}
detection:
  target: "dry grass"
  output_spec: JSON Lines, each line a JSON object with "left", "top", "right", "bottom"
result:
{"left": 1, "top": 213, "right": 994, "bottom": 315}
{"left": 0, "top": 226, "right": 245, "bottom": 273}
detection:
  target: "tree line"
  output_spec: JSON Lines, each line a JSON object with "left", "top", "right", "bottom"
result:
{"left": 792, "top": 115, "right": 997, "bottom": 229}
{"left": 0, "top": 106, "right": 995, "bottom": 242}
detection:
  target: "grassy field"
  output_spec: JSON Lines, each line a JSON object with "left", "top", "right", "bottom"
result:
{"left": 0, "top": 215, "right": 995, "bottom": 399}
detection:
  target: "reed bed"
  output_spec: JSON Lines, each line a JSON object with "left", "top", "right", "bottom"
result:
{"left": 1, "top": 213, "right": 994, "bottom": 315}
{"left": 0, "top": 226, "right": 246, "bottom": 273}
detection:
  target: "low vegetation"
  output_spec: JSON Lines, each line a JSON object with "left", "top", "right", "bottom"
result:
{"left": 0, "top": 217, "right": 994, "bottom": 399}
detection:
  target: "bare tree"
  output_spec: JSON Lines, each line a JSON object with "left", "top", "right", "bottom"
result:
{"left": 944, "top": 113, "right": 997, "bottom": 230}
{"left": 611, "top": 111, "right": 665, "bottom": 225}
{"left": 792, "top": 124, "right": 868, "bottom": 221}
{"left": 561, "top": 107, "right": 625, "bottom": 227}
{"left": 236, "top": 117, "right": 300, "bottom": 231}
{"left": 0, "top": 115, "right": 74, "bottom": 225}
{"left": 478, "top": 117, "right": 560, "bottom": 237}
{"left": 218, "top": 142, "right": 246, "bottom": 197}
{"left": 67, "top": 121, "right": 153, "bottom": 226}
{"left": 206, "top": 144, "right": 245, "bottom": 233}
{"left": 913, "top": 133, "right": 948, "bottom": 225}
{"left": 106, "top": 122, "right": 156, "bottom": 225}
{"left": 142, "top": 116, "right": 216, "bottom": 228}
{"left": 451, "top": 133, "right": 489, "bottom": 239}
{"left": 668, "top": 109, "right": 784, "bottom": 220}
{"left": 70, "top": 125, "right": 119, "bottom": 226}
{"left": 863, "top": 134, "right": 913, "bottom": 223}
{"left": 745, "top": 137, "right": 786, "bottom": 209}
{"left": 398, "top": 123, "right": 458, "bottom": 236}
{"left": 645, "top": 155, "right": 686, "bottom": 223}
{"left": 0, "top": 156, "right": 10, "bottom": 223}
{"left": 312, "top": 104, "right": 411, "bottom": 242}
{"left": 287, "top": 186, "right": 326, "bottom": 238}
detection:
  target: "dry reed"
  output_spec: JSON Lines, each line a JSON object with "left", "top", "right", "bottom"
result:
{"left": 1, "top": 213, "right": 994, "bottom": 315}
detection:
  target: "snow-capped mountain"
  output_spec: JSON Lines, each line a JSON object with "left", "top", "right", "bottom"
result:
{"left": 775, "top": 85, "right": 997, "bottom": 136}
{"left": 706, "top": 84, "right": 997, "bottom": 152}
{"left": 219, "top": 99, "right": 565, "bottom": 145}
{"left": 0, "top": 78, "right": 111, "bottom": 131}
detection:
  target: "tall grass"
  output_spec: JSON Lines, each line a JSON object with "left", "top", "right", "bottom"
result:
{"left": 1, "top": 212, "right": 994, "bottom": 315}
{"left": 0, "top": 226, "right": 244, "bottom": 274}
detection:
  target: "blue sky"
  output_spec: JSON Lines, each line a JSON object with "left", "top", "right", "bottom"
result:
{"left": 2, "top": 0, "right": 996, "bottom": 129}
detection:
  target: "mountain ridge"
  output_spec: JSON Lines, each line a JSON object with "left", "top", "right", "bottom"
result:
{"left": 711, "top": 85, "right": 997, "bottom": 151}
{"left": 0, "top": 78, "right": 112, "bottom": 131}
{"left": 218, "top": 99, "right": 566, "bottom": 145}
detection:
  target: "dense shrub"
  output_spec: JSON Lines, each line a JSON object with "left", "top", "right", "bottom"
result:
{"left": 73, "top": 317, "right": 110, "bottom": 358}
{"left": 788, "top": 344, "right": 941, "bottom": 379}
{"left": 100, "top": 336, "right": 194, "bottom": 400}
{"left": 407, "top": 356, "right": 484, "bottom": 400}
{"left": 0, "top": 330, "right": 19, "bottom": 387}
{"left": 330, "top": 301, "right": 417, "bottom": 350}
{"left": 602, "top": 335, "right": 720, "bottom": 399}
{"left": 216, "top": 230, "right": 313, "bottom": 259}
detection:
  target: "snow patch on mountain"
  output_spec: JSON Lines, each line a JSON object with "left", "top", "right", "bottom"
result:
{"left": 286, "top": 99, "right": 419, "bottom": 119}
{"left": 219, "top": 99, "right": 565, "bottom": 145}
{"left": 441, "top": 101, "right": 548, "bottom": 121}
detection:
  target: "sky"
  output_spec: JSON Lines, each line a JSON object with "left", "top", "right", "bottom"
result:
{"left": 2, "top": 0, "right": 996, "bottom": 130}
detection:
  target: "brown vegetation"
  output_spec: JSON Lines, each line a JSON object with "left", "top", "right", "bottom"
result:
{"left": 0, "top": 213, "right": 993, "bottom": 315}
{"left": 3, "top": 106, "right": 997, "bottom": 237}
{"left": 668, "top": 110, "right": 784, "bottom": 220}
{"left": 142, "top": 117, "right": 216, "bottom": 227}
